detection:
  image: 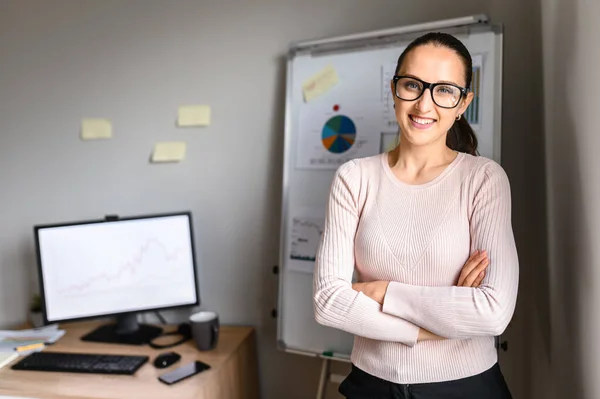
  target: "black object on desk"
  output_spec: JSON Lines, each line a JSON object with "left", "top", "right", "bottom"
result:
{"left": 11, "top": 351, "right": 148, "bottom": 375}
{"left": 81, "top": 322, "right": 163, "bottom": 346}
{"left": 158, "top": 360, "right": 211, "bottom": 385}
{"left": 153, "top": 351, "right": 181, "bottom": 369}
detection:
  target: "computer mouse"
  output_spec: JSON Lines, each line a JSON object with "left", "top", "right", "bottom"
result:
{"left": 153, "top": 351, "right": 181, "bottom": 369}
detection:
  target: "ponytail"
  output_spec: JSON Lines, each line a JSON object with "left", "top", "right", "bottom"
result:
{"left": 446, "top": 117, "right": 478, "bottom": 156}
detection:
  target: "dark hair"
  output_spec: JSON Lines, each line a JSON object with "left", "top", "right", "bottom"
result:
{"left": 395, "top": 32, "right": 478, "bottom": 155}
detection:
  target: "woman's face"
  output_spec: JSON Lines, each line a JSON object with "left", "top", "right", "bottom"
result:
{"left": 391, "top": 44, "right": 474, "bottom": 149}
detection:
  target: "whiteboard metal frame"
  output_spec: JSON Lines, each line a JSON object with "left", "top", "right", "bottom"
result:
{"left": 292, "top": 14, "right": 489, "bottom": 51}
{"left": 276, "top": 52, "right": 296, "bottom": 354}
{"left": 492, "top": 29, "right": 504, "bottom": 163}
{"left": 277, "top": 15, "right": 503, "bottom": 363}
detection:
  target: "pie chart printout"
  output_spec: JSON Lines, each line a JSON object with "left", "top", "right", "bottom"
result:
{"left": 295, "top": 101, "right": 381, "bottom": 170}
{"left": 321, "top": 115, "right": 356, "bottom": 154}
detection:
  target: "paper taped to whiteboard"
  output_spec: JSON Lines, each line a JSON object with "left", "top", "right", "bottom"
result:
{"left": 381, "top": 64, "right": 399, "bottom": 130}
{"left": 296, "top": 101, "right": 381, "bottom": 169}
{"left": 465, "top": 54, "right": 483, "bottom": 127}
{"left": 380, "top": 131, "right": 399, "bottom": 153}
{"left": 288, "top": 216, "right": 324, "bottom": 274}
{"left": 302, "top": 65, "right": 339, "bottom": 102}
{"left": 81, "top": 118, "right": 112, "bottom": 140}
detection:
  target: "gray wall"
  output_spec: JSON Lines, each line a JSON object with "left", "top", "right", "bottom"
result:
{"left": 541, "top": 0, "right": 600, "bottom": 398}
{"left": 0, "top": 1, "right": 547, "bottom": 398}
{"left": 490, "top": 1, "right": 550, "bottom": 398}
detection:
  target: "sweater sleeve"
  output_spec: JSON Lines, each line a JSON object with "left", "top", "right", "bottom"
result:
{"left": 381, "top": 161, "right": 519, "bottom": 338}
{"left": 313, "top": 161, "right": 420, "bottom": 346}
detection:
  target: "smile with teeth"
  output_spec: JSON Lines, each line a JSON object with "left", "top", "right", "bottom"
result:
{"left": 410, "top": 115, "right": 436, "bottom": 125}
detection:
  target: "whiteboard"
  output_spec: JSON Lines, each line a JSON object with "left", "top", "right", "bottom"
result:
{"left": 277, "top": 19, "right": 503, "bottom": 360}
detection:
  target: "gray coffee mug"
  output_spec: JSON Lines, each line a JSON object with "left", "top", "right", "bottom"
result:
{"left": 189, "top": 311, "right": 219, "bottom": 351}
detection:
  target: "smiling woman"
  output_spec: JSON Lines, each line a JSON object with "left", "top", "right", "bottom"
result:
{"left": 313, "top": 32, "right": 518, "bottom": 399}
{"left": 391, "top": 33, "right": 478, "bottom": 158}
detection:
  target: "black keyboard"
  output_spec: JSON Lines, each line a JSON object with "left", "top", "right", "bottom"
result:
{"left": 11, "top": 351, "right": 148, "bottom": 375}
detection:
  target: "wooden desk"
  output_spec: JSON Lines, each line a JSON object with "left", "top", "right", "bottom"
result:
{"left": 0, "top": 321, "right": 260, "bottom": 399}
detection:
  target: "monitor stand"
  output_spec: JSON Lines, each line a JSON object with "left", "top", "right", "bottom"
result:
{"left": 81, "top": 313, "right": 163, "bottom": 345}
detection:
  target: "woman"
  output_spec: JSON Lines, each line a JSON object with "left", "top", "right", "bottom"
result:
{"left": 313, "top": 32, "right": 518, "bottom": 399}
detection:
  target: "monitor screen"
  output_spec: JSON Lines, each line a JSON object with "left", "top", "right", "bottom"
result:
{"left": 35, "top": 212, "right": 199, "bottom": 324}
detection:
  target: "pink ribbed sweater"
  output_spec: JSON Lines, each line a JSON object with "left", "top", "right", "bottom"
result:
{"left": 313, "top": 152, "right": 519, "bottom": 384}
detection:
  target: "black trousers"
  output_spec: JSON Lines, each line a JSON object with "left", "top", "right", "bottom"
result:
{"left": 339, "top": 363, "right": 513, "bottom": 399}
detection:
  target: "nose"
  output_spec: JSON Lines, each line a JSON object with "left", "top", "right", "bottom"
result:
{"left": 415, "top": 88, "right": 434, "bottom": 112}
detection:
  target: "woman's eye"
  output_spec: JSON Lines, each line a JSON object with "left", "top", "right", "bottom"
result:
{"left": 437, "top": 86, "right": 455, "bottom": 95}
{"left": 405, "top": 82, "right": 420, "bottom": 90}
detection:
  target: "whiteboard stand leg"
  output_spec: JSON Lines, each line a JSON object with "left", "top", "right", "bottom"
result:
{"left": 316, "top": 358, "right": 331, "bottom": 399}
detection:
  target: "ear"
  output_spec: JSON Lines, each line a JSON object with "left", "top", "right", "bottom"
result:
{"left": 457, "top": 92, "right": 474, "bottom": 116}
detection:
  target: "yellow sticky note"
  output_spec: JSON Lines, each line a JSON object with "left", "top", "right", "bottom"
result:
{"left": 81, "top": 118, "right": 112, "bottom": 140}
{"left": 178, "top": 105, "right": 211, "bottom": 127}
{"left": 151, "top": 142, "right": 186, "bottom": 163}
{"left": 302, "top": 66, "right": 339, "bottom": 102}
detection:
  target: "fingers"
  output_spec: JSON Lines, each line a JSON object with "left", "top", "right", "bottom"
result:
{"left": 461, "top": 256, "right": 489, "bottom": 287}
{"left": 473, "top": 271, "right": 486, "bottom": 287}
{"left": 457, "top": 250, "right": 483, "bottom": 285}
{"left": 457, "top": 250, "right": 481, "bottom": 286}
{"left": 457, "top": 250, "right": 488, "bottom": 286}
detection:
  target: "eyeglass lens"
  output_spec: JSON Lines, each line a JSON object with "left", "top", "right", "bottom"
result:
{"left": 395, "top": 77, "right": 461, "bottom": 108}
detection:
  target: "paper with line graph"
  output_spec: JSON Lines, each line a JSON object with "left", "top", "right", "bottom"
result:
{"left": 465, "top": 54, "right": 483, "bottom": 128}
{"left": 288, "top": 214, "right": 325, "bottom": 274}
{"left": 38, "top": 215, "right": 197, "bottom": 321}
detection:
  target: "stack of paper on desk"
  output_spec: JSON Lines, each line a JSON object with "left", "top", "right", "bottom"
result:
{"left": 0, "top": 352, "right": 18, "bottom": 369}
{"left": 0, "top": 324, "right": 65, "bottom": 354}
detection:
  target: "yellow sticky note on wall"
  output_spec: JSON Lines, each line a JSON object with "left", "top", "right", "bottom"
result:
{"left": 81, "top": 118, "right": 112, "bottom": 140}
{"left": 302, "top": 66, "right": 339, "bottom": 102}
{"left": 178, "top": 105, "right": 211, "bottom": 127}
{"left": 151, "top": 142, "right": 187, "bottom": 163}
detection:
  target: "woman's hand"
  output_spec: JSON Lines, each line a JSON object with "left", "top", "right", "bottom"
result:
{"left": 352, "top": 281, "right": 389, "bottom": 305}
{"left": 418, "top": 328, "right": 444, "bottom": 341}
{"left": 457, "top": 250, "right": 489, "bottom": 287}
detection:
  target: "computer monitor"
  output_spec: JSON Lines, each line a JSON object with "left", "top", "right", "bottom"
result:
{"left": 34, "top": 211, "right": 199, "bottom": 345}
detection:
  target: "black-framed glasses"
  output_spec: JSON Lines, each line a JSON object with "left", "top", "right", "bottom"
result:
{"left": 392, "top": 75, "right": 468, "bottom": 109}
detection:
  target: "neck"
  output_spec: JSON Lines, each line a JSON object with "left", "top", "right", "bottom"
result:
{"left": 390, "top": 137, "right": 456, "bottom": 172}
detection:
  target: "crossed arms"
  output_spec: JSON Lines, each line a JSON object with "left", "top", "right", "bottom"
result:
{"left": 313, "top": 161, "right": 519, "bottom": 347}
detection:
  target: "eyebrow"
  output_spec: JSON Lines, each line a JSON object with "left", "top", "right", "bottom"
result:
{"left": 401, "top": 73, "right": 462, "bottom": 87}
